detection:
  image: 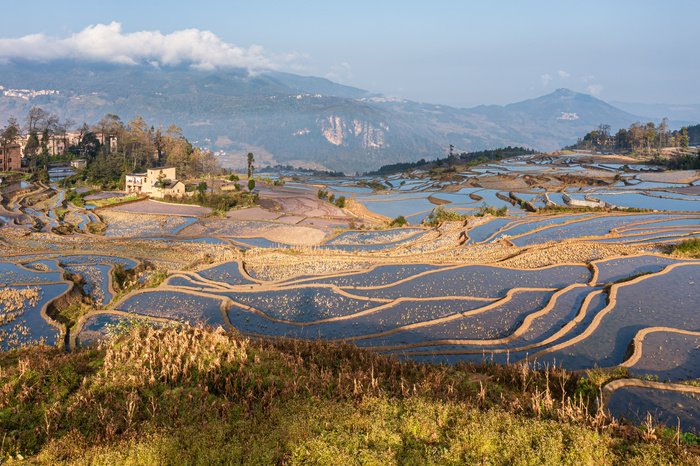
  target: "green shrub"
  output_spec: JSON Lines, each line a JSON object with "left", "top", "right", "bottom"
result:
{"left": 424, "top": 207, "right": 470, "bottom": 226}
{"left": 390, "top": 215, "right": 408, "bottom": 227}
{"left": 475, "top": 202, "right": 508, "bottom": 217}
{"left": 669, "top": 238, "right": 700, "bottom": 256}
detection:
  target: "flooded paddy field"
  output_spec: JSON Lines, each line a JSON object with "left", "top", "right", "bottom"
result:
{"left": 2, "top": 153, "right": 700, "bottom": 431}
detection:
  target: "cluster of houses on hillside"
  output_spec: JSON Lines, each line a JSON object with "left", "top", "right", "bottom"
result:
{"left": 0, "top": 131, "right": 117, "bottom": 172}
{"left": 2, "top": 130, "right": 185, "bottom": 199}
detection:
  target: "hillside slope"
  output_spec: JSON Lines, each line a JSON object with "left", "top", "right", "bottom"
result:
{"left": 0, "top": 62, "right": 652, "bottom": 172}
{"left": 0, "top": 324, "right": 696, "bottom": 464}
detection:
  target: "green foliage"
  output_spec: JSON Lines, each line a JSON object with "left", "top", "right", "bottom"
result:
{"left": 667, "top": 151, "right": 700, "bottom": 170}
{"left": 367, "top": 146, "right": 536, "bottom": 176}
{"left": 475, "top": 202, "right": 508, "bottom": 217}
{"left": 317, "top": 189, "right": 328, "bottom": 200}
{"left": 163, "top": 191, "right": 253, "bottom": 213}
{"left": 334, "top": 195, "right": 346, "bottom": 208}
{"left": 196, "top": 181, "right": 207, "bottom": 202}
{"left": 228, "top": 174, "right": 239, "bottom": 182}
{"left": 424, "top": 206, "right": 470, "bottom": 226}
{"left": 668, "top": 238, "right": 700, "bottom": 256}
{"left": 0, "top": 327, "right": 694, "bottom": 464}
{"left": 85, "top": 221, "right": 107, "bottom": 235}
{"left": 389, "top": 215, "right": 408, "bottom": 227}
{"left": 328, "top": 193, "right": 335, "bottom": 204}
{"left": 63, "top": 189, "right": 92, "bottom": 208}
{"left": 359, "top": 180, "right": 387, "bottom": 191}
{"left": 247, "top": 178, "right": 256, "bottom": 191}
{"left": 247, "top": 152, "right": 255, "bottom": 178}
{"left": 54, "top": 209, "right": 68, "bottom": 221}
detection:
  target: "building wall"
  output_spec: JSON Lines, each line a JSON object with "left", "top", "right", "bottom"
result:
{"left": 152, "top": 180, "right": 186, "bottom": 198}
{"left": 1, "top": 145, "right": 22, "bottom": 171}
{"left": 125, "top": 174, "right": 148, "bottom": 194}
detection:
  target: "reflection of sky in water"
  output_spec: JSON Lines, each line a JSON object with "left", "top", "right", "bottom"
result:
{"left": 116, "top": 290, "right": 226, "bottom": 327}
{"left": 595, "top": 255, "right": 690, "bottom": 284}
{"left": 360, "top": 198, "right": 436, "bottom": 219}
{"left": 328, "top": 228, "right": 424, "bottom": 245}
{"left": 59, "top": 255, "right": 137, "bottom": 269}
{"left": 357, "top": 290, "right": 555, "bottom": 347}
{"left": 511, "top": 214, "right": 672, "bottom": 245}
{"left": 538, "top": 264, "right": 700, "bottom": 370}
{"left": 467, "top": 218, "right": 518, "bottom": 243}
{"left": 488, "top": 214, "right": 593, "bottom": 242}
{"left": 608, "top": 386, "right": 700, "bottom": 433}
{"left": 0, "top": 262, "right": 63, "bottom": 284}
{"left": 625, "top": 233, "right": 700, "bottom": 244}
{"left": 593, "top": 230, "right": 700, "bottom": 244}
{"left": 593, "top": 193, "right": 700, "bottom": 211}
{"left": 1, "top": 283, "right": 69, "bottom": 350}
{"left": 627, "top": 331, "right": 700, "bottom": 382}
{"left": 350, "top": 264, "right": 589, "bottom": 300}
{"left": 616, "top": 217, "right": 700, "bottom": 231}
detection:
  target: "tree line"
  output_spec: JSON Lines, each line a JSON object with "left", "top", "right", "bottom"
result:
{"left": 1, "top": 107, "right": 221, "bottom": 188}
{"left": 570, "top": 119, "right": 692, "bottom": 154}
{"left": 365, "top": 146, "right": 537, "bottom": 176}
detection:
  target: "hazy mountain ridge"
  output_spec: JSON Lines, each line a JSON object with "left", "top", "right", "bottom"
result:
{"left": 609, "top": 100, "right": 700, "bottom": 124}
{"left": 0, "top": 62, "right": 676, "bottom": 172}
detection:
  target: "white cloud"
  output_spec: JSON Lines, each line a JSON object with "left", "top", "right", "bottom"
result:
{"left": 541, "top": 74, "right": 552, "bottom": 86}
{"left": 0, "top": 22, "right": 302, "bottom": 71}
{"left": 558, "top": 70, "right": 570, "bottom": 79}
{"left": 326, "top": 62, "right": 353, "bottom": 83}
{"left": 587, "top": 84, "right": 603, "bottom": 97}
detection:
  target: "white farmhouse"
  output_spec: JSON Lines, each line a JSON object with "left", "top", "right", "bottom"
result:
{"left": 125, "top": 166, "right": 185, "bottom": 198}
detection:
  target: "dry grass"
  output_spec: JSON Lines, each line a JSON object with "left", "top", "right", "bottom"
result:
{"left": 0, "top": 324, "right": 697, "bottom": 463}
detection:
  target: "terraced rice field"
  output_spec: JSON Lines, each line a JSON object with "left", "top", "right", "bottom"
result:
{"left": 3, "top": 154, "right": 700, "bottom": 432}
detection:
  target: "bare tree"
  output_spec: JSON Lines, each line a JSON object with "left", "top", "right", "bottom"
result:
{"left": 54, "top": 117, "right": 76, "bottom": 156}
{"left": 1, "top": 117, "right": 21, "bottom": 169}
{"left": 24, "top": 107, "right": 49, "bottom": 132}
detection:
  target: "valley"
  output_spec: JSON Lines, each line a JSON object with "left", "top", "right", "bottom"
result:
{"left": 2, "top": 150, "right": 700, "bottom": 446}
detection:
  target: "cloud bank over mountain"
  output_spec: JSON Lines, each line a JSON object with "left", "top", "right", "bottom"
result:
{"left": 0, "top": 22, "right": 302, "bottom": 71}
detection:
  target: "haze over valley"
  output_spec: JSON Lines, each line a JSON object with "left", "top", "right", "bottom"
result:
{"left": 1, "top": 3, "right": 700, "bottom": 464}
{"left": 1, "top": 61, "right": 695, "bottom": 173}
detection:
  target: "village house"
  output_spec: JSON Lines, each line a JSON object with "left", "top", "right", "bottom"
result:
{"left": 15, "top": 132, "right": 117, "bottom": 159}
{"left": 125, "top": 166, "right": 185, "bottom": 198}
{"left": 1, "top": 144, "right": 22, "bottom": 172}
{"left": 70, "top": 159, "right": 87, "bottom": 170}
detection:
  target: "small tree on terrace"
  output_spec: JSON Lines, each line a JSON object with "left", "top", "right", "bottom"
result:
{"left": 247, "top": 152, "right": 255, "bottom": 178}
{"left": 196, "top": 181, "right": 208, "bottom": 203}
{"left": 248, "top": 178, "right": 255, "bottom": 192}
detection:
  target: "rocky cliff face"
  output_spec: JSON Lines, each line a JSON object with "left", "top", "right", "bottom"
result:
{"left": 0, "top": 62, "right": 655, "bottom": 172}
{"left": 320, "top": 115, "right": 387, "bottom": 148}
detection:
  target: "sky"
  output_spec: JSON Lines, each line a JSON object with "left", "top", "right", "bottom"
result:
{"left": 0, "top": 0, "right": 698, "bottom": 108}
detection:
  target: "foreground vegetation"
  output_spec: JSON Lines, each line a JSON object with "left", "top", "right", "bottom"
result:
{"left": 0, "top": 324, "right": 697, "bottom": 464}
{"left": 668, "top": 238, "right": 700, "bottom": 257}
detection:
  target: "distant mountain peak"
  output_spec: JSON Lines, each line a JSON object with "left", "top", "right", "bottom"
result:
{"left": 0, "top": 62, "right": 656, "bottom": 171}
{"left": 552, "top": 88, "right": 576, "bottom": 97}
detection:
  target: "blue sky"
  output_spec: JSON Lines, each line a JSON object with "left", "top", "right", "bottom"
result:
{"left": 1, "top": 0, "right": 698, "bottom": 107}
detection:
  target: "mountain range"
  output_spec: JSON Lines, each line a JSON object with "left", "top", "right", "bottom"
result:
{"left": 0, "top": 61, "right": 694, "bottom": 173}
